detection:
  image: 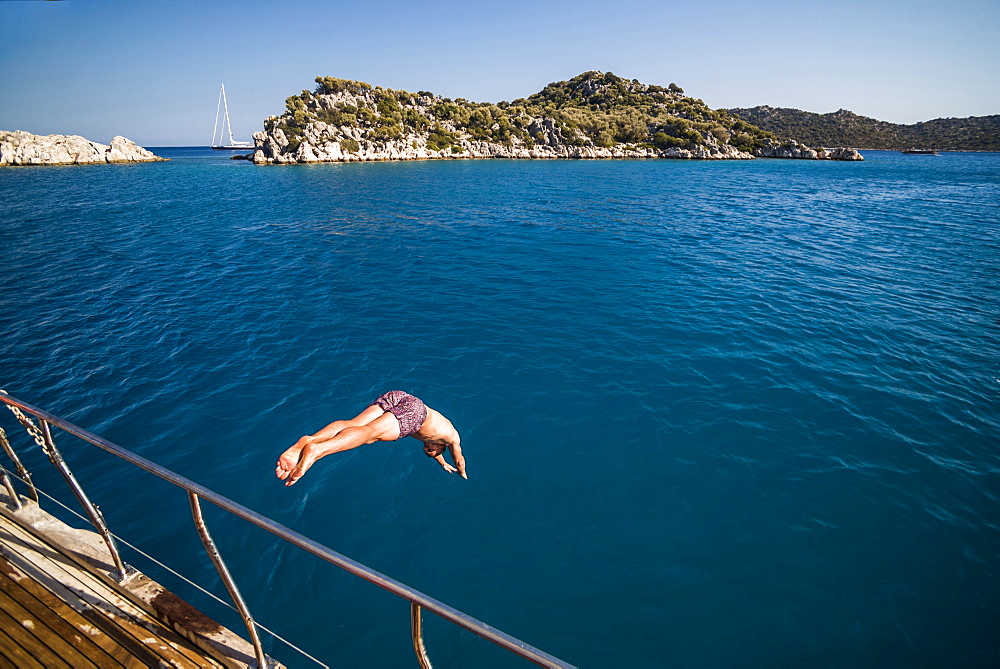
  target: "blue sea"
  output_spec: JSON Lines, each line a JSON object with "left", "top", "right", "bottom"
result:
{"left": 1, "top": 148, "right": 998, "bottom": 668}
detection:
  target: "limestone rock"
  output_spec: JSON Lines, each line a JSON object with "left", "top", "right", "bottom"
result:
{"left": 106, "top": 136, "right": 161, "bottom": 162}
{"left": 0, "top": 130, "right": 165, "bottom": 166}
{"left": 754, "top": 139, "right": 817, "bottom": 159}
{"left": 755, "top": 138, "right": 863, "bottom": 161}
{"left": 251, "top": 117, "right": 757, "bottom": 164}
{"left": 819, "top": 146, "right": 864, "bottom": 161}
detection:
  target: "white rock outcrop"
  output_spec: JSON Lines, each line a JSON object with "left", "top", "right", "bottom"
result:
{"left": 252, "top": 129, "right": 754, "bottom": 164}
{"left": 755, "top": 138, "right": 863, "bottom": 161}
{"left": 819, "top": 146, "right": 864, "bottom": 161}
{"left": 0, "top": 130, "right": 165, "bottom": 166}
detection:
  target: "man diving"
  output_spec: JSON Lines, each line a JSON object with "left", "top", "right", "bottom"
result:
{"left": 276, "top": 390, "right": 466, "bottom": 486}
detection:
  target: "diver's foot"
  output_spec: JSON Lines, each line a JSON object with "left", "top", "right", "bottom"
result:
{"left": 276, "top": 440, "right": 310, "bottom": 481}
{"left": 284, "top": 455, "right": 315, "bottom": 487}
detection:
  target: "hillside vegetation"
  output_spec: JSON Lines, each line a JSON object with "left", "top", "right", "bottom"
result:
{"left": 256, "top": 72, "right": 786, "bottom": 163}
{"left": 728, "top": 107, "right": 1000, "bottom": 151}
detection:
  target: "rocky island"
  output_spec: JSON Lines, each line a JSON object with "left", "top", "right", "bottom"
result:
{"left": 0, "top": 130, "right": 165, "bottom": 166}
{"left": 253, "top": 71, "right": 862, "bottom": 164}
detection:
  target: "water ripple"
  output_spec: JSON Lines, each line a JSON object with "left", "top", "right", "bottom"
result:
{"left": 1, "top": 151, "right": 998, "bottom": 667}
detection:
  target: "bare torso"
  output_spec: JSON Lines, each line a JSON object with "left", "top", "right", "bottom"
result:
{"left": 412, "top": 407, "right": 459, "bottom": 447}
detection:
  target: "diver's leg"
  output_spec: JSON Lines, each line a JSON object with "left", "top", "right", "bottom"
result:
{"left": 276, "top": 404, "right": 386, "bottom": 480}
{"left": 281, "top": 412, "right": 401, "bottom": 486}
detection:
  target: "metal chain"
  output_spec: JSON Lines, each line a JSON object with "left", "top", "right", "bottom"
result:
{"left": 0, "top": 389, "right": 47, "bottom": 451}
{"left": 0, "top": 395, "right": 40, "bottom": 503}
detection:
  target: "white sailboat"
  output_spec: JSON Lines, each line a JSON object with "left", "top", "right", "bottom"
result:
{"left": 211, "top": 84, "right": 254, "bottom": 150}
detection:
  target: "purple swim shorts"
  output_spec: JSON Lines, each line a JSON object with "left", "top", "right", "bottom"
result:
{"left": 371, "top": 390, "right": 428, "bottom": 439}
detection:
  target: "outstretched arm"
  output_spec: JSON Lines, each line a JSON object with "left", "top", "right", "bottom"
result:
{"left": 426, "top": 439, "right": 467, "bottom": 479}
{"left": 434, "top": 454, "right": 458, "bottom": 475}
{"left": 447, "top": 441, "right": 467, "bottom": 480}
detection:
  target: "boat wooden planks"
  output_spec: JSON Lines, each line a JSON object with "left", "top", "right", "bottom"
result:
{"left": 0, "top": 509, "right": 225, "bottom": 669}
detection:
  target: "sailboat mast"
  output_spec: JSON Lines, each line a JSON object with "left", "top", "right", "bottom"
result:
{"left": 212, "top": 84, "right": 224, "bottom": 147}
{"left": 210, "top": 83, "right": 252, "bottom": 149}
{"left": 221, "top": 83, "right": 236, "bottom": 145}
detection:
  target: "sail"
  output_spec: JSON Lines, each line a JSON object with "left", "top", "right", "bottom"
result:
{"left": 211, "top": 84, "right": 253, "bottom": 150}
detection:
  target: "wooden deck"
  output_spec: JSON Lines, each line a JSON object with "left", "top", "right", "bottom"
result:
{"left": 0, "top": 489, "right": 276, "bottom": 668}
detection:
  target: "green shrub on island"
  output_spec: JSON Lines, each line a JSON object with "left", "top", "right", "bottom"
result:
{"left": 315, "top": 76, "right": 373, "bottom": 96}
{"left": 652, "top": 132, "right": 687, "bottom": 149}
{"left": 426, "top": 127, "right": 458, "bottom": 152}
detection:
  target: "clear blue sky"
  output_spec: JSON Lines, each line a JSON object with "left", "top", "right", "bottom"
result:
{"left": 2, "top": 0, "right": 998, "bottom": 146}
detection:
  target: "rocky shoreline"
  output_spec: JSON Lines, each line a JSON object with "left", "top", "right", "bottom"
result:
{"left": 251, "top": 129, "right": 862, "bottom": 164}
{"left": 252, "top": 124, "right": 757, "bottom": 164}
{"left": 0, "top": 130, "right": 165, "bottom": 166}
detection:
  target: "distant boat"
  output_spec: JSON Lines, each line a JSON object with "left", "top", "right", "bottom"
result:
{"left": 901, "top": 148, "right": 938, "bottom": 155}
{"left": 211, "top": 84, "right": 254, "bottom": 150}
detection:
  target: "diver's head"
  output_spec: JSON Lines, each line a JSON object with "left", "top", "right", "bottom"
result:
{"left": 422, "top": 441, "right": 447, "bottom": 457}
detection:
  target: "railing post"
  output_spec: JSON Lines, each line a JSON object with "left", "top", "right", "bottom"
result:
{"left": 39, "top": 419, "right": 129, "bottom": 582}
{"left": 0, "top": 465, "right": 23, "bottom": 511}
{"left": 0, "top": 425, "right": 38, "bottom": 503}
{"left": 189, "top": 491, "right": 272, "bottom": 669}
{"left": 411, "top": 602, "right": 433, "bottom": 669}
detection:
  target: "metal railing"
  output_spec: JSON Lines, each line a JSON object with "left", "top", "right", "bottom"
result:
{"left": 0, "top": 391, "right": 574, "bottom": 669}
